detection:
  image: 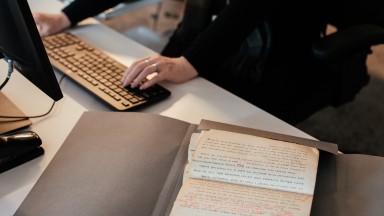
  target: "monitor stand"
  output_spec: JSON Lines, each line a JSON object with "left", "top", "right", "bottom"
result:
{"left": 0, "top": 92, "right": 32, "bottom": 134}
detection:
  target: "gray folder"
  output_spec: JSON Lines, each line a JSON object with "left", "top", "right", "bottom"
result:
{"left": 14, "top": 111, "right": 196, "bottom": 216}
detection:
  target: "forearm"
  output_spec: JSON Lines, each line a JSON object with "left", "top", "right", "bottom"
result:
{"left": 62, "top": 0, "right": 127, "bottom": 26}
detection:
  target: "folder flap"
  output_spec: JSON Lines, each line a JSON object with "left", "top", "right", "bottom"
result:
{"left": 198, "top": 119, "right": 338, "bottom": 154}
{"left": 15, "top": 111, "right": 194, "bottom": 216}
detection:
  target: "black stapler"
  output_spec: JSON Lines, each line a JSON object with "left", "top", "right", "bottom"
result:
{"left": 0, "top": 131, "right": 44, "bottom": 173}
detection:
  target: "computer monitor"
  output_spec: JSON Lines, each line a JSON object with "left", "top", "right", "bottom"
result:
{"left": 0, "top": 0, "right": 63, "bottom": 134}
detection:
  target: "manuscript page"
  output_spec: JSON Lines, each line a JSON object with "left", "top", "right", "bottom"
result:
{"left": 188, "top": 129, "right": 319, "bottom": 195}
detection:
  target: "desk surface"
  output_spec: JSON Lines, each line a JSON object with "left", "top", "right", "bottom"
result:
{"left": 0, "top": 0, "right": 314, "bottom": 215}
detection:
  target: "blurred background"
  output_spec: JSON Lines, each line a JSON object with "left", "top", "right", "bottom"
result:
{"left": 96, "top": 0, "right": 384, "bottom": 156}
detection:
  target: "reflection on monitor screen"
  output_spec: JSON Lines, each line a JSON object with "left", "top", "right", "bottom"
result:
{"left": 0, "top": 0, "right": 63, "bottom": 134}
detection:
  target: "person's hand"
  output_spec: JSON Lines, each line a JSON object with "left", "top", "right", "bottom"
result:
{"left": 33, "top": 12, "right": 71, "bottom": 37}
{"left": 122, "top": 55, "right": 198, "bottom": 89}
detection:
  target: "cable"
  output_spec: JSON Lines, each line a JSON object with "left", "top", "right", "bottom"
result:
{"left": 0, "top": 58, "right": 14, "bottom": 90}
{"left": 0, "top": 102, "right": 56, "bottom": 119}
{"left": 0, "top": 74, "right": 67, "bottom": 120}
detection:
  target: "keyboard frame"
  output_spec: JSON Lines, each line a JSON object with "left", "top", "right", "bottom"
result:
{"left": 43, "top": 32, "right": 171, "bottom": 111}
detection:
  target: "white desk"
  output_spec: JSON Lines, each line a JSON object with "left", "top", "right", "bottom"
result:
{"left": 0, "top": 0, "right": 314, "bottom": 215}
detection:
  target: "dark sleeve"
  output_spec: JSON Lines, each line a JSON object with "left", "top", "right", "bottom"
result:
{"left": 62, "top": 0, "right": 128, "bottom": 26}
{"left": 182, "top": 0, "right": 276, "bottom": 76}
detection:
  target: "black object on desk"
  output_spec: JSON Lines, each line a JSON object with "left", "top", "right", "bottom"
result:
{"left": 0, "top": 131, "right": 44, "bottom": 174}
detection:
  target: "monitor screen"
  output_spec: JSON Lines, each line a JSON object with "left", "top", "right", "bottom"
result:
{"left": 0, "top": 0, "right": 63, "bottom": 101}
